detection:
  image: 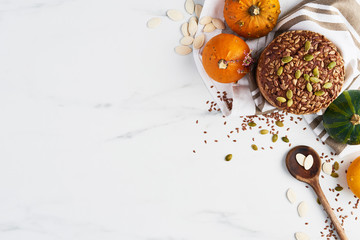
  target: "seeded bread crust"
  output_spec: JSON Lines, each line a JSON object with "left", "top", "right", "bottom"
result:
{"left": 256, "top": 30, "right": 345, "bottom": 115}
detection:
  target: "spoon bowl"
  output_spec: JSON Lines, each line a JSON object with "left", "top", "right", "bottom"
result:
{"left": 286, "top": 145, "right": 348, "bottom": 240}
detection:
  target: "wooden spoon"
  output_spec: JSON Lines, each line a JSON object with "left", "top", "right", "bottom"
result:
{"left": 286, "top": 145, "right": 348, "bottom": 240}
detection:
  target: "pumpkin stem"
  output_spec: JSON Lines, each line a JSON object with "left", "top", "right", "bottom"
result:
{"left": 218, "top": 59, "right": 228, "bottom": 69}
{"left": 248, "top": 5, "right": 260, "bottom": 16}
{"left": 350, "top": 114, "right": 360, "bottom": 125}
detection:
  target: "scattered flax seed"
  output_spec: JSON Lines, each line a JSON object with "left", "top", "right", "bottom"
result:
{"left": 193, "top": 150, "right": 196, "bottom": 153}
{"left": 204, "top": 140, "right": 207, "bottom": 144}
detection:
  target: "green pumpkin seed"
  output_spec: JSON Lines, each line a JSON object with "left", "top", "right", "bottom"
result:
{"left": 276, "top": 97, "right": 286, "bottom": 103}
{"left": 225, "top": 154, "right": 232, "bottom": 161}
{"left": 315, "top": 90, "right": 325, "bottom": 96}
{"left": 272, "top": 134, "right": 278, "bottom": 142}
{"left": 295, "top": 70, "right": 302, "bottom": 79}
{"left": 251, "top": 144, "right": 258, "bottom": 151}
{"left": 304, "top": 74, "right": 310, "bottom": 81}
{"left": 310, "top": 77, "right": 320, "bottom": 83}
{"left": 282, "top": 56, "right": 293, "bottom": 63}
{"left": 305, "top": 40, "right": 311, "bottom": 52}
{"left": 328, "top": 61, "right": 336, "bottom": 69}
{"left": 286, "top": 90, "right": 293, "bottom": 99}
{"left": 331, "top": 172, "right": 339, "bottom": 178}
{"left": 248, "top": 122, "right": 257, "bottom": 127}
{"left": 317, "top": 198, "right": 321, "bottom": 205}
{"left": 306, "top": 83, "right": 313, "bottom": 92}
{"left": 313, "top": 66, "right": 319, "bottom": 77}
{"left": 282, "top": 136, "right": 289, "bottom": 143}
{"left": 335, "top": 186, "right": 343, "bottom": 191}
{"left": 275, "top": 120, "right": 284, "bottom": 127}
{"left": 304, "top": 54, "right": 314, "bottom": 61}
{"left": 333, "top": 161, "right": 339, "bottom": 170}
{"left": 277, "top": 66, "right": 284, "bottom": 76}
{"left": 323, "top": 82, "right": 332, "bottom": 89}
{"left": 287, "top": 99, "right": 293, "bottom": 107}
{"left": 260, "top": 129, "right": 269, "bottom": 135}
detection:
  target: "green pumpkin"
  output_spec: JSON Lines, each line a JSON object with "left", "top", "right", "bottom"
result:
{"left": 323, "top": 90, "right": 360, "bottom": 145}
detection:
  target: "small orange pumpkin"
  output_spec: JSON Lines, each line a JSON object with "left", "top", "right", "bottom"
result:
{"left": 224, "top": 0, "right": 281, "bottom": 38}
{"left": 202, "top": 33, "right": 251, "bottom": 83}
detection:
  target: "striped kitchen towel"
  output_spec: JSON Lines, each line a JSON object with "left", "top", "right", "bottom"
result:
{"left": 193, "top": 0, "right": 360, "bottom": 155}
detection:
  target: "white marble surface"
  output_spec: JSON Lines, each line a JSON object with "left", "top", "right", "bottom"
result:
{"left": 1, "top": 0, "right": 360, "bottom": 239}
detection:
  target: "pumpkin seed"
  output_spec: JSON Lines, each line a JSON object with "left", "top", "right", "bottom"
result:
{"left": 295, "top": 70, "right": 302, "bottom": 79}
{"left": 304, "top": 54, "right": 314, "bottom": 61}
{"left": 296, "top": 153, "right": 305, "bottom": 167}
{"left": 180, "top": 36, "right": 194, "bottom": 45}
{"left": 304, "top": 74, "right": 310, "bottom": 81}
{"left": 322, "top": 162, "right": 332, "bottom": 175}
{"left": 272, "top": 134, "right": 278, "bottom": 142}
{"left": 251, "top": 144, "right": 258, "bottom": 151}
{"left": 275, "top": 120, "right": 284, "bottom": 127}
{"left": 175, "top": 45, "right": 192, "bottom": 55}
{"left": 181, "top": 22, "right": 189, "bottom": 36}
{"left": 333, "top": 161, "right": 340, "bottom": 170}
{"left": 277, "top": 66, "right": 283, "bottom": 76}
{"left": 297, "top": 201, "right": 308, "bottom": 217}
{"left": 315, "top": 90, "right": 325, "bottom": 96}
{"left": 225, "top": 154, "right": 232, "bottom": 161}
{"left": 310, "top": 77, "right": 319, "bottom": 83}
{"left": 313, "top": 66, "right": 319, "bottom": 77}
{"left": 199, "top": 16, "right": 212, "bottom": 25}
{"left": 212, "top": 18, "right": 225, "bottom": 30}
{"left": 323, "top": 82, "right": 332, "bottom": 89}
{"left": 335, "top": 186, "right": 343, "bottom": 191}
{"left": 185, "top": 0, "right": 195, "bottom": 14}
{"left": 193, "top": 34, "right": 205, "bottom": 49}
{"left": 295, "top": 232, "right": 310, "bottom": 240}
{"left": 328, "top": 61, "right": 336, "bottom": 69}
{"left": 147, "top": 17, "right": 162, "bottom": 28}
{"left": 195, "top": 4, "right": 202, "bottom": 18}
{"left": 281, "top": 56, "right": 293, "bottom": 63}
{"left": 286, "top": 90, "right": 293, "bottom": 99}
{"left": 203, "top": 23, "right": 216, "bottom": 32}
{"left": 317, "top": 198, "right": 321, "bottom": 205}
{"left": 260, "top": 129, "right": 269, "bottom": 135}
{"left": 305, "top": 40, "right": 311, "bottom": 52}
{"left": 276, "top": 97, "right": 286, "bottom": 103}
{"left": 306, "top": 83, "right": 313, "bottom": 92}
{"left": 304, "top": 154, "right": 314, "bottom": 170}
{"left": 331, "top": 172, "right": 339, "bottom": 178}
{"left": 248, "top": 122, "right": 256, "bottom": 127}
{"left": 287, "top": 99, "right": 293, "bottom": 107}
{"left": 286, "top": 188, "right": 296, "bottom": 204}
{"left": 167, "top": 9, "right": 184, "bottom": 21}
{"left": 282, "top": 136, "right": 289, "bottom": 143}
{"left": 188, "top": 18, "right": 198, "bottom": 36}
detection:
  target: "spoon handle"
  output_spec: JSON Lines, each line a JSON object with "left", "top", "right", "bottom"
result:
{"left": 311, "top": 181, "right": 348, "bottom": 240}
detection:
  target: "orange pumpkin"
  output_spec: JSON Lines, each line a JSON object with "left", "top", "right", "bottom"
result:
{"left": 202, "top": 33, "right": 251, "bottom": 83}
{"left": 224, "top": 0, "right": 281, "bottom": 38}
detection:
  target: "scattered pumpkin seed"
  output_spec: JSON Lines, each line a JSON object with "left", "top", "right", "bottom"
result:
{"left": 323, "top": 82, "right": 332, "bottom": 89}
{"left": 317, "top": 198, "right": 321, "bottom": 205}
{"left": 335, "top": 186, "right": 343, "bottom": 191}
{"left": 248, "top": 122, "right": 257, "bottom": 127}
{"left": 282, "top": 136, "right": 289, "bottom": 143}
{"left": 260, "top": 129, "right": 269, "bottom": 135}
{"left": 287, "top": 99, "right": 293, "bottom": 107}
{"left": 333, "top": 161, "right": 339, "bottom": 170}
{"left": 282, "top": 56, "right": 293, "bottom": 63}
{"left": 275, "top": 121, "right": 284, "bottom": 127}
{"left": 276, "top": 97, "right": 286, "bottom": 103}
{"left": 304, "top": 54, "right": 314, "bottom": 61}
{"left": 225, "top": 154, "right": 232, "bottom": 161}
{"left": 331, "top": 172, "right": 339, "bottom": 178}
{"left": 277, "top": 66, "right": 283, "bottom": 76}
{"left": 272, "top": 134, "right": 278, "bottom": 142}
{"left": 313, "top": 66, "right": 319, "bottom": 77}
{"left": 305, "top": 40, "right": 311, "bottom": 52}
{"left": 286, "top": 90, "right": 293, "bottom": 99}
{"left": 304, "top": 74, "right": 310, "bottom": 81}
{"left": 328, "top": 61, "right": 336, "bottom": 69}
{"left": 306, "top": 83, "right": 313, "bottom": 92}
{"left": 315, "top": 90, "right": 325, "bottom": 96}
{"left": 295, "top": 70, "right": 302, "bottom": 79}
{"left": 251, "top": 144, "right": 258, "bottom": 151}
{"left": 310, "top": 77, "right": 320, "bottom": 83}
